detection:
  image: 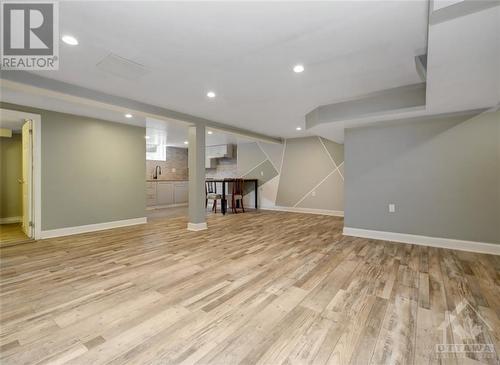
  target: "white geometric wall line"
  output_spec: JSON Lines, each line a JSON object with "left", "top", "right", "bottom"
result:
{"left": 318, "top": 136, "right": 339, "bottom": 170}
{"left": 337, "top": 161, "right": 345, "bottom": 181}
{"left": 238, "top": 158, "right": 269, "bottom": 178}
{"left": 256, "top": 141, "right": 279, "bottom": 172}
{"left": 279, "top": 139, "right": 287, "bottom": 174}
{"left": 292, "top": 165, "right": 341, "bottom": 208}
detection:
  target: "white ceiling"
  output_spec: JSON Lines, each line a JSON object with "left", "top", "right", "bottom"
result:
{"left": 146, "top": 117, "right": 252, "bottom": 148}
{"left": 0, "top": 108, "right": 38, "bottom": 132}
{"left": 22, "top": 1, "right": 427, "bottom": 139}
{"left": 426, "top": 5, "right": 500, "bottom": 113}
{"left": 305, "top": 3, "right": 500, "bottom": 142}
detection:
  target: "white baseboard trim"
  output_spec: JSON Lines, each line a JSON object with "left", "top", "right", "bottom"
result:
{"left": 0, "top": 216, "right": 22, "bottom": 224}
{"left": 146, "top": 203, "right": 188, "bottom": 211}
{"left": 343, "top": 227, "right": 500, "bottom": 255}
{"left": 40, "top": 217, "right": 148, "bottom": 239}
{"left": 261, "top": 206, "right": 344, "bottom": 217}
{"left": 187, "top": 222, "right": 208, "bottom": 231}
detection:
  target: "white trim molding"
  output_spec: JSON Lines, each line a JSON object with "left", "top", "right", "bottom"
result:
{"left": 146, "top": 203, "right": 188, "bottom": 211}
{"left": 343, "top": 227, "right": 500, "bottom": 255}
{"left": 0, "top": 216, "right": 22, "bottom": 224}
{"left": 33, "top": 113, "right": 42, "bottom": 240}
{"left": 187, "top": 222, "right": 208, "bottom": 231}
{"left": 40, "top": 217, "right": 147, "bottom": 239}
{"left": 262, "top": 206, "right": 344, "bottom": 217}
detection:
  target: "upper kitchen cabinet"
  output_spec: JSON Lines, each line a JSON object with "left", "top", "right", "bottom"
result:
{"left": 205, "top": 144, "right": 234, "bottom": 169}
{"left": 207, "top": 144, "right": 234, "bottom": 159}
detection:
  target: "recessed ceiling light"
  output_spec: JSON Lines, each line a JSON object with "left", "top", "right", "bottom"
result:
{"left": 184, "top": 141, "right": 189, "bottom": 145}
{"left": 125, "top": 113, "right": 133, "bottom": 118}
{"left": 207, "top": 131, "right": 213, "bottom": 135}
{"left": 293, "top": 64, "right": 304, "bottom": 73}
{"left": 62, "top": 35, "right": 78, "bottom": 46}
{"left": 206, "top": 91, "right": 216, "bottom": 98}
{"left": 296, "top": 127, "right": 302, "bottom": 131}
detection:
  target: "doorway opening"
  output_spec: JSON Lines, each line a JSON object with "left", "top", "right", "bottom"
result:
{"left": 0, "top": 109, "right": 41, "bottom": 247}
{"left": 145, "top": 117, "right": 190, "bottom": 221}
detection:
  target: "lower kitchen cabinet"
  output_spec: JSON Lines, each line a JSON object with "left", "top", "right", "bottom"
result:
{"left": 156, "top": 182, "right": 174, "bottom": 206}
{"left": 147, "top": 180, "right": 188, "bottom": 207}
{"left": 174, "top": 182, "right": 188, "bottom": 204}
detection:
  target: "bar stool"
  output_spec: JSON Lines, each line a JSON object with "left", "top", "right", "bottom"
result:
{"left": 205, "top": 181, "right": 222, "bottom": 213}
{"left": 230, "top": 178, "right": 245, "bottom": 213}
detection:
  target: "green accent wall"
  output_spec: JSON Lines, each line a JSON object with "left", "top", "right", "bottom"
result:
{"left": 0, "top": 134, "right": 22, "bottom": 219}
{"left": 1, "top": 102, "right": 146, "bottom": 230}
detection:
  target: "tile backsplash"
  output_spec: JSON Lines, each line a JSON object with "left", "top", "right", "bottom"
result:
{"left": 146, "top": 147, "right": 188, "bottom": 180}
{"left": 146, "top": 146, "right": 239, "bottom": 181}
{"left": 205, "top": 157, "right": 238, "bottom": 179}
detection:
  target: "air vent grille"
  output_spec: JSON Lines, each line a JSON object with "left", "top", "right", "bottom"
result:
{"left": 96, "top": 53, "right": 149, "bottom": 80}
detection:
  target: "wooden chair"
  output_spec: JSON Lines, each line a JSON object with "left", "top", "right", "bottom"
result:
{"left": 230, "top": 178, "right": 245, "bottom": 213}
{"left": 205, "top": 181, "right": 222, "bottom": 213}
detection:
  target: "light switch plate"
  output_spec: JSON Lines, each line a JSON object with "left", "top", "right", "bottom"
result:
{"left": 389, "top": 203, "right": 396, "bottom": 213}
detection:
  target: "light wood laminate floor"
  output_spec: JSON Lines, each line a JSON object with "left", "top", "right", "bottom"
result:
{"left": 0, "top": 211, "right": 499, "bottom": 365}
{"left": 0, "top": 223, "right": 32, "bottom": 248}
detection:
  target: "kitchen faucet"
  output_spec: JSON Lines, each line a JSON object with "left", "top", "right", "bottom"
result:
{"left": 153, "top": 165, "right": 162, "bottom": 179}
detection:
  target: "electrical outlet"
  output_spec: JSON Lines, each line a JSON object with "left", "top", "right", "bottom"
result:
{"left": 172, "top": 168, "right": 176, "bottom": 173}
{"left": 388, "top": 203, "right": 396, "bottom": 213}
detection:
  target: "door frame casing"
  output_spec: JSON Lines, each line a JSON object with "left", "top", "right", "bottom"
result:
{"left": 21, "top": 119, "right": 33, "bottom": 237}
{"left": 31, "top": 114, "right": 41, "bottom": 240}
{"left": 0, "top": 108, "right": 42, "bottom": 240}
{"left": 0, "top": 108, "right": 41, "bottom": 239}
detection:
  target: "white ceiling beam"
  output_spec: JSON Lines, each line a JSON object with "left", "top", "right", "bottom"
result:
{"left": 430, "top": 0, "right": 500, "bottom": 25}
{"left": 0, "top": 71, "right": 282, "bottom": 144}
{"left": 305, "top": 83, "right": 426, "bottom": 130}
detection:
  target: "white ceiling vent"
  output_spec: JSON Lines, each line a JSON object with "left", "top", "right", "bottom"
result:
{"left": 96, "top": 53, "right": 149, "bottom": 80}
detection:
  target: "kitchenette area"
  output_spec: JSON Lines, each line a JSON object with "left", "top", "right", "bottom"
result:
{"left": 146, "top": 132, "right": 239, "bottom": 218}
{"left": 146, "top": 144, "right": 189, "bottom": 219}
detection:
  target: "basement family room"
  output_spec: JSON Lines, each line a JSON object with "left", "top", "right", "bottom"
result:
{"left": 0, "top": 1, "right": 499, "bottom": 365}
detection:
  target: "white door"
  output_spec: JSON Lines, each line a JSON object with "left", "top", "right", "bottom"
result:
{"left": 21, "top": 120, "right": 32, "bottom": 238}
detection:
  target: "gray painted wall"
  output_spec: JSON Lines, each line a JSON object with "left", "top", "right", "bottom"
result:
{"left": 345, "top": 110, "right": 500, "bottom": 244}
{"left": 0, "top": 102, "right": 146, "bottom": 230}
{"left": 0, "top": 134, "right": 22, "bottom": 219}
{"left": 277, "top": 137, "right": 336, "bottom": 207}
{"left": 237, "top": 137, "right": 344, "bottom": 212}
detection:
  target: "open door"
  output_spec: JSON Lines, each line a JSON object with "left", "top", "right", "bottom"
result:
{"left": 21, "top": 119, "right": 33, "bottom": 238}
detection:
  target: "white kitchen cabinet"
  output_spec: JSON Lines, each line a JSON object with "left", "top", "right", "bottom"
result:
{"left": 156, "top": 182, "right": 174, "bottom": 206}
{"left": 205, "top": 157, "right": 217, "bottom": 169}
{"left": 174, "top": 182, "right": 188, "bottom": 204}
{"left": 205, "top": 144, "right": 234, "bottom": 169}
{"left": 147, "top": 180, "right": 189, "bottom": 207}
{"left": 146, "top": 182, "right": 157, "bottom": 206}
{"left": 207, "top": 144, "right": 233, "bottom": 159}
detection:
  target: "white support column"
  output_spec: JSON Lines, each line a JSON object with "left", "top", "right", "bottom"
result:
{"left": 187, "top": 124, "right": 207, "bottom": 231}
